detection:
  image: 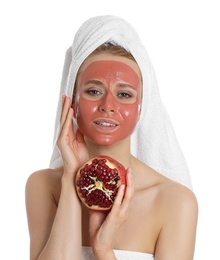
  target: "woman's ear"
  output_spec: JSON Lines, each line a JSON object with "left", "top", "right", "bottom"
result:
{"left": 138, "top": 104, "right": 141, "bottom": 120}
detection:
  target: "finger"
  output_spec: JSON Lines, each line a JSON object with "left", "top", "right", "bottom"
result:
{"left": 111, "top": 184, "right": 125, "bottom": 209}
{"left": 120, "top": 168, "right": 134, "bottom": 211}
{"left": 60, "top": 94, "right": 66, "bottom": 123}
{"left": 60, "top": 107, "right": 74, "bottom": 139}
{"left": 61, "top": 94, "right": 66, "bottom": 105}
{"left": 60, "top": 96, "right": 71, "bottom": 129}
{"left": 57, "top": 108, "right": 74, "bottom": 151}
{"left": 60, "top": 96, "right": 71, "bottom": 126}
{"left": 105, "top": 184, "right": 126, "bottom": 226}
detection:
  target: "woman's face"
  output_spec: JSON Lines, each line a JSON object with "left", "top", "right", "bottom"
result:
{"left": 73, "top": 54, "right": 142, "bottom": 146}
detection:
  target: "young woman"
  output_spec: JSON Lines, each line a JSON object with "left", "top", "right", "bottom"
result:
{"left": 26, "top": 16, "right": 198, "bottom": 260}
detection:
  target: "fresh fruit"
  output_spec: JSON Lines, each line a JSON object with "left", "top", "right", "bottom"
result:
{"left": 75, "top": 156, "right": 126, "bottom": 211}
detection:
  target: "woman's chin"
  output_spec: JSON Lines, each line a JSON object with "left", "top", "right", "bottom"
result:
{"left": 85, "top": 134, "right": 130, "bottom": 148}
{"left": 90, "top": 136, "right": 116, "bottom": 146}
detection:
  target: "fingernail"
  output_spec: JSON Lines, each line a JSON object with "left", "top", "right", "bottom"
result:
{"left": 127, "top": 169, "right": 132, "bottom": 177}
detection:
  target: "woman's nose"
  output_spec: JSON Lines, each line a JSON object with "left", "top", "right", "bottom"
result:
{"left": 98, "top": 92, "right": 115, "bottom": 114}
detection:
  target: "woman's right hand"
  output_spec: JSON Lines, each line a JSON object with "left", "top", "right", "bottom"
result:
{"left": 56, "top": 95, "right": 89, "bottom": 178}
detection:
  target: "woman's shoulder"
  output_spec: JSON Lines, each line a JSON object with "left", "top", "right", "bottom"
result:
{"left": 26, "top": 167, "right": 63, "bottom": 186}
{"left": 134, "top": 159, "right": 197, "bottom": 214}
{"left": 26, "top": 167, "right": 63, "bottom": 204}
{"left": 157, "top": 179, "right": 197, "bottom": 210}
{"left": 138, "top": 166, "right": 198, "bottom": 233}
{"left": 147, "top": 170, "right": 198, "bottom": 221}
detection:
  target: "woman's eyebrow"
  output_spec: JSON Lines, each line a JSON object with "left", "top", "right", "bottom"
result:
{"left": 117, "top": 82, "right": 137, "bottom": 90}
{"left": 84, "top": 79, "right": 104, "bottom": 86}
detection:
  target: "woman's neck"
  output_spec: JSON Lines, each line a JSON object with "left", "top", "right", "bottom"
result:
{"left": 85, "top": 137, "right": 132, "bottom": 169}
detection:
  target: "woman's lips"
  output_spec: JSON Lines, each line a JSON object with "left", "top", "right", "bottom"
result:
{"left": 93, "top": 118, "right": 119, "bottom": 132}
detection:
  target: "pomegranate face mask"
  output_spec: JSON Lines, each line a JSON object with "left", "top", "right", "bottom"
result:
{"left": 74, "top": 59, "right": 142, "bottom": 146}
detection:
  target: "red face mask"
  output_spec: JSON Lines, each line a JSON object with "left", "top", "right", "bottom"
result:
{"left": 74, "top": 59, "right": 142, "bottom": 146}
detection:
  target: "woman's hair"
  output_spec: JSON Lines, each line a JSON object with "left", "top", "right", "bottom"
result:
{"left": 90, "top": 43, "right": 136, "bottom": 61}
{"left": 72, "top": 43, "right": 137, "bottom": 102}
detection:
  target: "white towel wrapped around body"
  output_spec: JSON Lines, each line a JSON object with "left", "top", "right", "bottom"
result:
{"left": 50, "top": 15, "right": 192, "bottom": 189}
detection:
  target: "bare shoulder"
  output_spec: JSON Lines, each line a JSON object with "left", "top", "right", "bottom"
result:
{"left": 26, "top": 167, "right": 63, "bottom": 183}
{"left": 157, "top": 179, "right": 198, "bottom": 215}
{"left": 26, "top": 167, "right": 63, "bottom": 205}
{"left": 143, "top": 162, "right": 197, "bottom": 211}
{"left": 152, "top": 178, "right": 198, "bottom": 258}
{"left": 134, "top": 159, "right": 198, "bottom": 212}
{"left": 136, "top": 160, "right": 198, "bottom": 224}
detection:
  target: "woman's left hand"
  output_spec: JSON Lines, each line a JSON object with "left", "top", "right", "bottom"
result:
{"left": 89, "top": 168, "right": 134, "bottom": 259}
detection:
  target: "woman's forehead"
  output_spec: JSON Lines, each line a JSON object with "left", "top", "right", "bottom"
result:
{"left": 78, "top": 53, "right": 141, "bottom": 80}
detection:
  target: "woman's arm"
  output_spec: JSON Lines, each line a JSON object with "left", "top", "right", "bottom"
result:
{"left": 26, "top": 96, "right": 89, "bottom": 259}
{"left": 26, "top": 169, "right": 82, "bottom": 260}
{"left": 155, "top": 184, "right": 198, "bottom": 260}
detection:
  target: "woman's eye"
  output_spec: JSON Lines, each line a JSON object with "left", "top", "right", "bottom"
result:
{"left": 117, "top": 92, "right": 132, "bottom": 98}
{"left": 86, "top": 89, "right": 102, "bottom": 96}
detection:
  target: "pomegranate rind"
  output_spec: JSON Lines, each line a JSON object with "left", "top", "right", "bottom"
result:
{"left": 75, "top": 156, "right": 126, "bottom": 211}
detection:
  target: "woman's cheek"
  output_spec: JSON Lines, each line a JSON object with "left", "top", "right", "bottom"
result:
{"left": 75, "top": 99, "right": 97, "bottom": 133}
{"left": 119, "top": 104, "right": 140, "bottom": 131}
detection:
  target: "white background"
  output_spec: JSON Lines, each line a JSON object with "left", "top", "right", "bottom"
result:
{"left": 0, "top": 0, "right": 219, "bottom": 259}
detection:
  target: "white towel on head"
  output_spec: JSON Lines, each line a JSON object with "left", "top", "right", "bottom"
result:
{"left": 49, "top": 15, "right": 192, "bottom": 189}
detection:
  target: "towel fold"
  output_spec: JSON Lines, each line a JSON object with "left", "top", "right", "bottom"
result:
{"left": 49, "top": 15, "right": 192, "bottom": 189}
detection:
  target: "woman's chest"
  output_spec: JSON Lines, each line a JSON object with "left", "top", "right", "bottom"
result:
{"left": 81, "top": 190, "right": 161, "bottom": 253}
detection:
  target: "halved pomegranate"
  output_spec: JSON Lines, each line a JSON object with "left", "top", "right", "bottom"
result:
{"left": 75, "top": 156, "right": 126, "bottom": 211}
